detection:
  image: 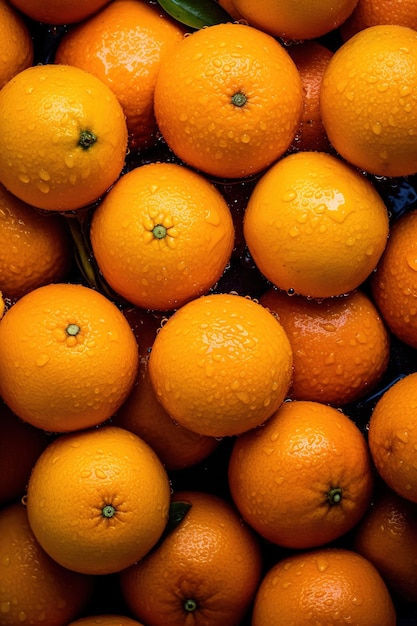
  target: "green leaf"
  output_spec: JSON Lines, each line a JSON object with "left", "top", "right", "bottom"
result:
{"left": 166, "top": 501, "right": 192, "bottom": 534}
{"left": 156, "top": 0, "right": 233, "bottom": 29}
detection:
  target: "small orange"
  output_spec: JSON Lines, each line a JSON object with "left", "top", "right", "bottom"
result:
{"left": 320, "top": 25, "right": 417, "bottom": 177}
{"left": 243, "top": 151, "right": 389, "bottom": 298}
{"left": 148, "top": 293, "right": 293, "bottom": 438}
{"left": 0, "top": 182, "right": 73, "bottom": 300}
{"left": 67, "top": 618, "right": 144, "bottom": 626}
{"left": 0, "top": 63, "right": 127, "bottom": 212}
{"left": 0, "top": 501, "right": 95, "bottom": 626}
{"left": 55, "top": 0, "right": 185, "bottom": 151}
{"left": 340, "top": 0, "right": 417, "bottom": 41}
{"left": 154, "top": 22, "right": 303, "bottom": 179}
{"left": 26, "top": 425, "right": 171, "bottom": 575}
{"left": 251, "top": 547, "right": 397, "bottom": 625}
{"left": 0, "top": 283, "right": 139, "bottom": 432}
{"left": 90, "top": 162, "right": 235, "bottom": 311}
{"left": 368, "top": 372, "right": 417, "bottom": 504}
{"left": 228, "top": 399, "right": 374, "bottom": 549}
{"left": 7, "top": 0, "right": 112, "bottom": 25}
{"left": 120, "top": 490, "right": 263, "bottom": 626}
{"left": 259, "top": 287, "right": 390, "bottom": 406}
{"left": 371, "top": 209, "right": 417, "bottom": 349}
{"left": 0, "top": 0, "right": 33, "bottom": 89}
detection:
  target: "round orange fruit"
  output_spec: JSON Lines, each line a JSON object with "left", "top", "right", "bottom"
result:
{"left": 340, "top": 0, "right": 417, "bottom": 41}
{"left": 0, "top": 0, "right": 33, "bottom": 89}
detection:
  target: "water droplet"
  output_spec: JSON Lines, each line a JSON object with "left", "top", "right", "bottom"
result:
{"left": 36, "top": 354, "right": 49, "bottom": 367}
{"left": 36, "top": 180, "right": 50, "bottom": 194}
{"left": 18, "top": 173, "right": 30, "bottom": 184}
{"left": 316, "top": 557, "right": 329, "bottom": 572}
{"left": 406, "top": 253, "right": 417, "bottom": 271}
{"left": 282, "top": 190, "right": 297, "bottom": 202}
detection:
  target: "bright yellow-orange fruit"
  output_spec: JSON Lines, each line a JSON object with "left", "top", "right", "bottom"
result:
{"left": 340, "top": 0, "right": 417, "bottom": 40}
{"left": 7, "top": 0, "right": 112, "bottom": 24}
{"left": 0, "top": 0, "right": 33, "bottom": 89}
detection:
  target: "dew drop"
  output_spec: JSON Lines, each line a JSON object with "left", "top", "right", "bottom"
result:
{"left": 18, "top": 173, "right": 30, "bottom": 184}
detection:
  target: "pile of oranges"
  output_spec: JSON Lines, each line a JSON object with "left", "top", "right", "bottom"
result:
{"left": 1, "top": 0, "right": 417, "bottom": 624}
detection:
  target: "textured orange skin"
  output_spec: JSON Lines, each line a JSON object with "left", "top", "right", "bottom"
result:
{"left": 0, "top": 0, "right": 33, "bottom": 89}
{"left": 26, "top": 425, "right": 171, "bottom": 575}
{"left": 251, "top": 548, "right": 396, "bottom": 625}
{"left": 7, "top": 0, "right": 112, "bottom": 24}
{"left": 228, "top": 400, "right": 374, "bottom": 549}
{"left": 120, "top": 490, "right": 263, "bottom": 626}
{"left": 154, "top": 22, "right": 303, "bottom": 179}
{"left": 341, "top": 0, "right": 417, "bottom": 40}
{"left": 68, "top": 617, "right": 144, "bottom": 626}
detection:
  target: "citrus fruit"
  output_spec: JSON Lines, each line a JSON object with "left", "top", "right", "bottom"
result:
{"left": 320, "top": 24, "right": 417, "bottom": 177}
{"left": 368, "top": 372, "right": 417, "bottom": 504}
{"left": 55, "top": 0, "right": 185, "bottom": 151}
{"left": 259, "top": 287, "right": 390, "bottom": 406}
{"left": 251, "top": 547, "right": 397, "bottom": 625}
{"left": 243, "top": 151, "right": 389, "bottom": 298}
{"left": 67, "top": 618, "right": 144, "bottom": 626}
{"left": 7, "top": 0, "right": 112, "bottom": 24}
{"left": 0, "top": 501, "right": 95, "bottom": 626}
{"left": 120, "top": 490, "right": 263, "bottom": 626}
{"left": 340, "top": 0, "right": 417, "bottom": 41}
{"left": 26, "top": 425, "right": 171, "bottom": 575}
{"left": 0, "top": 0, "right": 33, "bottom": 89}
{"left": 0, "top": 283, "right": 139, "bottom": 432}
{"left": 148, "top": 293, "right": 293, "bottom": 437}
{"left": 90, "top": 162, "right": 235, "bottom": 311}
{"left": 0, "top": 63, "right": 127, "bottom": 212}
{"left": 228, "top": 399, "right": 374, "bottom": 549}
{"left": 154, "top": 22, "right": 303, "bottom": 179}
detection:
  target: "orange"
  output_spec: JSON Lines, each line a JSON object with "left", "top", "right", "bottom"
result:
{"left": 148, "top": 293, "right": 293, "bottom": 438}
{"left": 55, "top": 0, "right": 185, "bottom": 151}
{"left": 67, "top": 618, "right": 144, "bottom": 626}
{"left": 231, "top": 0, "right": 359, "bottom": 40}
{"left": 0, "top": 283, "right": 139, "bottom": 432}
{"left": 251, "top": 547, "right": 397, "bottom": 625}
{"left": 368, "top": 372, "right": 417, "bottom": 504}
{"left": 0, "top": 63, "right": 127, "bottom": 212}
{"left": 90, "top": 162, "right": 235, "bottom": 311}
{"left": 259, "top": 287, "right": 390, "bottom": 406}
{"left": 120, "top": 490, "right": 263, "bottom": 626}
{"left": 320, "top": 25, "right": 417, "bottom": 177}
{"left": 114, "top": 307, "right": 219, "bottom": 471}
{"left": 7, "top": 0, "right": 112, "bottom": 25}
{"left": 0, "top": 501, "right": 95, "bottom": 626}
{"left": 352, "top": 484, "right": 417, "bottom": 603}
{"left": 0, "top": 182, "right": 73, "bottom": 300}
{"left": 228, "top": 399, "right": 374, "bottom": 549}
{"left": 371, "top": 209, "right": 417, "bottom": 349}
{"left": 288, "top": 41, "right": 333, "bottom": 153}
{"left": 26, "top": 425, "right": 171, "bottom": 575}
{"left": 154, "top": 22, "right": 303, "bottom": 179}
{"left": 243, "top": 151, "right": 389, "bottom": 298}
{"left": 340, "top": 0, "right": 417, "bottom": 41}
{"left": 0, "top": 0, "right": 33, "bottom": 89}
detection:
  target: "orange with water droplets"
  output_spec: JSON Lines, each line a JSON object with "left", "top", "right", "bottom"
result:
{"left": 340, "top": 0, "right": 417, "bottom": 41}
{"left": 7, "top": 0, "right": 112, "bottom": 25}
{"left": 0, "top": 0, "right": 33, "bottom": 89}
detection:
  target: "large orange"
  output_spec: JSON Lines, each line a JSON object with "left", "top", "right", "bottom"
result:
{"left": 340, "top": 0, "right": 417, "bottom": 40}
{"left": 0, "top": 283, "right": 139, "bottom": 432}
{"left": 148, "top": 293, "right": 293, "bottom": 437}
{"left": 320, "top": 25, "right": 417, "bottom": 177}
{"left": 0, "top": 64, "right": 127, "bottom": 212}
{"left": 228, "top": 400, "right": 374, "bottom": 549}
{"left": 90, "top": 162, "right": 235, "bottom": 311}
{"left": 0, "top": 0, "right": 33, "bottom": 89}
{"left": 154, "top": 22, "right": 303, "bottom": 179}
{"left": 26, "top": 425, "right": 171, "bottom": 575}
{"left": 243, "top": 151, "right": 389, "bottom": 298}
{"left": 7, "top": 0, "right": 112, "bottom": 24}
{"left": 55, "top": 0, "right": 185, "bottom": 151}
{"left": 120, "top": 490, "right": 263, "bottom": 626}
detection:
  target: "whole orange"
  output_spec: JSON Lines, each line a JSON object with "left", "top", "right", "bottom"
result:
{"left": 320, "top": 24, "right": 417, "bottom": 177}
{"left": 0, "top": 283, "right": 139, "bottom": 432}
{"left": 26, "top": 425, "right": 171, "bottom": 575}
{"left": 120, "top": 490, "right": 263, "bottom": 626}
{"left": 90, "top": 162, "right": 235, "bottom": 311}
{"left": 0, "top": 64, "right": 127, "bottom": 212}
{"left": 7, "top": 0, "right": 112, "bottom": 24}
{"left": 148, "top": 293, "right": 293, "bottom": 437}
{"left": 341, "top": 0, "right": 417, "bottom": 40}
{"left": 0, "top": 0, "right": 33, "bottom": 89}
{"left": 228, "top": 399, "right": 374, "bottom": 549}
{"left": 243, "top": 151, "right": 389, "bottom": 298}
{"left": 154, "top": 22, "right": 303, "bottom": 179}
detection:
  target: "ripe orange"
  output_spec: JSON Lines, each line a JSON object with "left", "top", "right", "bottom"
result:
{"left": 340, "top": 0, "right": 417, "bottom": 41}
{"left": 148, "top": 293, "right": 293, "bottom": 437}
{"left": 320, "top": 25, "right": 417, "bottom": 177}
{"left": 90, "top": 162, "right": 235, "bottom": 311}
{"left": 26, "top": 425, "right": 171, "bottom": 575}
{"left": 0, "top": 64, "right": 127, "bottom": 212}
{"left": 368, "top": 372, "right": 417, "bottom": 504}
{"left": 259, "top": 287, "right": 390, "bottom": 406}
{"left": 0, "top": 283, "right": 139, "bottom": 432}
{"left": 120, "top": 490, "right": 263, "bottom": 626}
{"left": 67, "top": 618, "right": 144, "bottom": 626}
{"left": 0, "top": 182, "right": 73, "bottom": 300}
{"left": 352, "top": 484, "right": 417, "bottom": 603}
{"left": 251, "top": 547, "right": 397, "bottom": 625}
{"left": 0, "top": 501, "right": 95, "bottom": 626}
{"left": 55, "top": 0, "right": 185, "bottom": 151}
{"left": 0, "top": 0, "right": 33, "bottom": 89}
{"left": 7, "top": 0, "right": 112, "bottom": 24}
{"left": 228, "top": 399, "right": 374, "bottom": 549}
{"left": 243, "top": 151, "right": 389, "bottom": 298}
{"left": 371, "top": 209, "right": 417, "bottom": 349}
{"left": 154, "top": 22, "right": 303, "bottom": 179}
